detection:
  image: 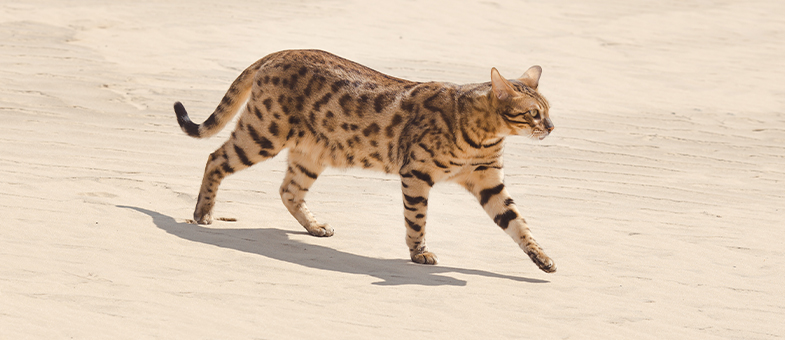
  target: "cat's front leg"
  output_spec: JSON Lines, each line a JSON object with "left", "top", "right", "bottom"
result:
{"left": 463, "top": 171, "right": 556, "bottom": 273}
{"left": 400, "top": 168, "right": 437, "bottom": 264}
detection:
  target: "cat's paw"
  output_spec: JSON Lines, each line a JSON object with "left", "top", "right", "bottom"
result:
{"left": 193, "top": 212, "right": 213, "bottom": 225}
{"left": 411, "top": 251, "right": 439, "bottom": 265}
{"left": 528, "top": 252, "right": 556, "bottom": 273}
{"left": 306, "top": 223, "right": 334, "bottom": 237}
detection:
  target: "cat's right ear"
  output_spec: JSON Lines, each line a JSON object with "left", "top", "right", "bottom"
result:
{"left": 491, "top": 67, "right": 515, "bottom": 101}
{"left": 518, "top": 65, "right": 542, "bottom": 89}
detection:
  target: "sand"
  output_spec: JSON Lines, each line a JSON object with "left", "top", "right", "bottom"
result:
{"left": 1, "top": 0, "right": 783, "bottom": 338}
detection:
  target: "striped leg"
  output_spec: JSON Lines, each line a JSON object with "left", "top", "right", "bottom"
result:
{"left": 193, "top": 146, "right": 229, "bottom": 224}
{"left": 194, "top": 140, "right": 269, "bottom": 224}
{"left": 400, "top": 168, "right": 437, "bottom": 264}
{"left": 193, "top": 116, "right": 281, "bottom": 224}
{"left": 280, "top": 151, "right": 332, "bottom": 237}
{"left": 464, "top": 171, "right": 556, "bottom": 273}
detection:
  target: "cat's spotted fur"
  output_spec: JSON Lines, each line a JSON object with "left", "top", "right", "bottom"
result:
{"left": 174, "top": 49, "right": 556, "bottom": 273}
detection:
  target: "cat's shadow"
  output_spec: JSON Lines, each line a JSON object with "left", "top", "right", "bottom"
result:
{"left": 119, "top": 205, "right": 548, "bottom": 286}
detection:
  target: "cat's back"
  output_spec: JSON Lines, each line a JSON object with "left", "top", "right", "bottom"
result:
{"left": 257, "top": 49, "right": 416, "bottom": 91}
{"left": 250, "top": 50, "right": 423, "bottom": 172}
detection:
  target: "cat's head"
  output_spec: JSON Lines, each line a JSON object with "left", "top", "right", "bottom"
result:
{"left": 490, "top": 66, "right": 554, "bottom": 140}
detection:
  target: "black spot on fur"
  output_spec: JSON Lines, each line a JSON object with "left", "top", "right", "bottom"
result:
{"left": 312, "top": 92, "right": 332, "bottom": 112}
{"left": 288, "top": 74, "right": 299, "bottom": 90}
{"left": 362, "top": 123, "right": 380, "bottom": 137}
{"left": 247, "top": 125, "right": 274, "bottom": 150}
{"left": 374, "top": 92, "right": 394, "bottom": 113}
{"left": 221, "top": 162, "right": 235, "bottom": 174}
{"left": 233, "top": 144, "right": 254, "bottom": 167}
{"left": 331, "top": 79, "right": 350, "bottom": 93}
{"left": 385, "top": 114, "right": 403, "bottom": 137}
{"left": 401, "top": 100, "right": 415, "bottom": 113}
{"left": 249, "top": 104, "right": 263, "bottom": 120}
{"left": 493, "top": 210, "right": 518, "bottom": 230}
{"left": 410, "top": 170, "right": 434, "bottom": 187}
{"left": 403, "top": 194, "right": 427, "bottom": 206}
{"left": 296, "top": 164, "right": 318, "bottom": 179}
{"left": 479, "top": 184, "right": 505, "bottom": 206}
{"left": 339, "top": 94, "right": 353, "bottom": 116}
{"left": 405, "top": 217, "right": 422, "bottom": 232}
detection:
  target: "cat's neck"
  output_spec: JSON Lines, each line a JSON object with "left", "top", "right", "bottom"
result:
{"left": 455, "top": 82, "right": 509, "bottom": 142}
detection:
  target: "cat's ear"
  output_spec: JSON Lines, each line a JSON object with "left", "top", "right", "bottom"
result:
{"left": 491, "top": 67, "right": 515, "bottom": 101}
{"left": 518, "top": 65, "right": 542, "bottom": 89}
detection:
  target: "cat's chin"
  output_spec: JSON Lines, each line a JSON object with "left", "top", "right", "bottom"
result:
{"left": 525, "top": 132, "right": 549, "bottom": 141}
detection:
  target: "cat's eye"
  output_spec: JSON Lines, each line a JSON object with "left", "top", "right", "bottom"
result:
{"left": 529, "top": 110, "right": 540, "bottom": 119}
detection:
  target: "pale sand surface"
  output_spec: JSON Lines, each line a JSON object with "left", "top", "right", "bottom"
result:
{"left": 2, "top": 1, "right": 784, "bottom": 338}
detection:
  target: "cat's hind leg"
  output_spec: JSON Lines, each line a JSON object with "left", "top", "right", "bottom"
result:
{"left": 193, "top": 118, "right": 281, "bottom": 224}
{"left": 279, "top": 151, "right": 332, "bottom": 237}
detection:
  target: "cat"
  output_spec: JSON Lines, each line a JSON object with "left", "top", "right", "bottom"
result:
{"left": 174, "top": 49, "right": 556, "bottom": 273}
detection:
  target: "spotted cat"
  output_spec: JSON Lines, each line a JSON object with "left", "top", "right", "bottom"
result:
{"left": 174, "top": 49, "right": 556, "bottom": 273}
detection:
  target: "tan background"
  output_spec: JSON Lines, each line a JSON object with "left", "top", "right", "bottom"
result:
{"left": 1, "top": 1, "right": 783, "bottom": 338}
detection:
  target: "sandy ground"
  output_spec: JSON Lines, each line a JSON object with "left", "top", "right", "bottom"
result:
{"left": 1, "top": 0, "right": 784, "bottom": 338}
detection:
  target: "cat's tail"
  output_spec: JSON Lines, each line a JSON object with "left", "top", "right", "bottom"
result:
{"left": 174, "top": 58, "right": 266, "bottom": 138}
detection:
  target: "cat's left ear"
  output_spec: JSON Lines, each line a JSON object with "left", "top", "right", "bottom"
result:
{"left": 518, "top": 65, "right": 542, "bottom": 89}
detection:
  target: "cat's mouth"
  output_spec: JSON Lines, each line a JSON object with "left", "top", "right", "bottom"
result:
{"left": 531, "top": 130, "right": 549, "bottom": 140}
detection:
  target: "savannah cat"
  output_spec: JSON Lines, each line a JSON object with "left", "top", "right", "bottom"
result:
{"left": 174, "top": 49, "right": 556, "bottom": 273}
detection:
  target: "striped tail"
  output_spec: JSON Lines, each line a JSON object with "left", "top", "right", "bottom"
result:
{"left": 174, "top": 58, "right": 265, "bottom": 138}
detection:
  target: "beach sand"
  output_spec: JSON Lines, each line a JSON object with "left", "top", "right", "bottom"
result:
{"left": 1, "top": 1, "right": 783, "bottom": 338}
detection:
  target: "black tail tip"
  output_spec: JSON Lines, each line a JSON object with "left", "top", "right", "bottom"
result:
{"left": 174, "top": 101, "right": 187, "bottom": 118}
{"left": 173, "top": 101, "right": 199, "bottom": 137}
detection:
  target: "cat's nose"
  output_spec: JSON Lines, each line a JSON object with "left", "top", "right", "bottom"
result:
{"left": 544, "top": 117, "right": 554, "bottom": 132}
